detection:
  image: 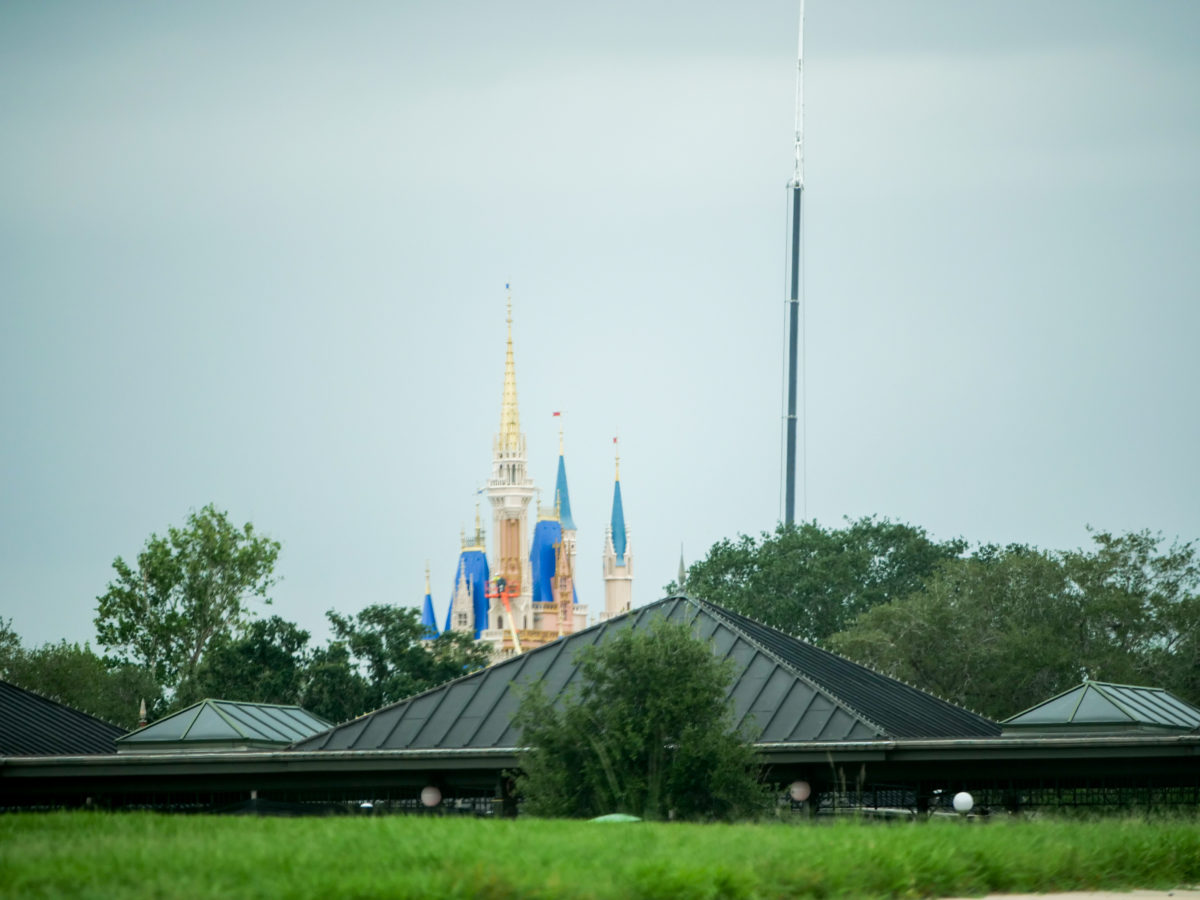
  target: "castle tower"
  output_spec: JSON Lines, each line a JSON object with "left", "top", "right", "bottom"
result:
{"left": 480, "top": 289, "right": 535, "bottom": 655}
{"left": 527, "top": 434, "right": 588, "bottom": 639}
{"left": 553, "top": 421, "right": 578, "bottom": 603}
{"left": 420, "top": 564, "right": 439, "bottom": 640}
{"left": 602, "top": 443, "right": 633, "bottom": 620}
{"left": 447, "top": 506, "right": 490, "bottom": 638}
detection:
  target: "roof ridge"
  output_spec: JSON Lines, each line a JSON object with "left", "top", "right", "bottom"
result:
{"left": 293, "top": 597, "right": 679, "bottom": 749}
{"left": 213, "top": 699, "right": 316, "bottom": 712}
{"left": 205, "top": 699, "right": 253, "bottom": 740}
{"left": 690, "top": 597, "right": 890, "bottom": 738}
{"left": 1089, "top": 683, "right": 1144, "bottom": 723}
{"left": 689, "top": 596, "right": 995, "bottom": 722}
{"left": 0, "top": 678, "right": 127, "bottom": 733}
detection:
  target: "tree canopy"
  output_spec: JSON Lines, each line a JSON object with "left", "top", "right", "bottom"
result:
{"left": 676, "top": 517, "right": 966, "bottom": 643}
{"left": 0, "top": 620, "right": 161, "bottom": 729}
{"left": 827, "top": 531, "right": 1200, "bottom": 719}
{"left": 94, "top": 505, "right": 281, "bottom": 694}
{"left": 327, "top": 604, "right": 491, "bottom": 712}
{"left": 514, "top": 620, "right": 762, "bottom": 821}
{"left": 178, "top": 616, "right": 313, "bottom": 709}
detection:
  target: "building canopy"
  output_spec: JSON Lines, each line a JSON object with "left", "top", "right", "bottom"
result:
{"left": 118, "top": 700, "right": 331, "bottom": 753}
{"left": 1003, "top": 680, "right": 1200, "bottom": 734}
{"left": 295, "top": 595, "right": 998, "bottom": 754}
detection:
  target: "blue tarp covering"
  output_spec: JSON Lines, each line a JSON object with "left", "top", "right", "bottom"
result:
{"left": 447, "top": 548, "right": 491, "bottom": 639}
{"left": 530, "top": 518, "right": 562, "bottom": 605}
{"left": 420, "top": 591, "right": 439, "bottom": 639}
{"left": 529, "top": 518, "right": 580, "bottom": 606}
{"left": 611, "top": 479, "right": 627, "bottom": 565}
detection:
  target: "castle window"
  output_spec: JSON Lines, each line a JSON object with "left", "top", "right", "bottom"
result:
{"left": 498, "top": 616, "right": 503, "bottom": 629}
{"left": 457, "top": 613, "right": 468, "bottom": 627}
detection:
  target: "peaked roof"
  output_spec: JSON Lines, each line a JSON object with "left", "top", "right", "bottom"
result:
{"left": 554, "top": 453, "right": 576, "bottom": 531}
{"left": 1003, "top": 681, "right": 1200, "bottom": 732}
{"left": 294, "top": 596, "right": 997, "bottom": 753}
{"left": 449, "top": 547, "right": 490, "bottom": 638}
{"left": 610, "top": 478, "right": 626, "bottom": 564}
{"left": 117, "top": 699, "right": 331, "bottom": 752}
{"left": 0, "top": 679, "right": 126, "bottom": 756}
{"left": 420, "top": 591, "right": 439, "bottom": 639}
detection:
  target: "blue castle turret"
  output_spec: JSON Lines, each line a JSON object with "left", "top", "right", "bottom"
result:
{"left": 446, "top": 507, "right": 491, "bottom": 639}
{"left": 602, "top": 442, "right": 632, "bottom": 619}
{"left": 420, "top": 566, "right": 439, "bottom": 640}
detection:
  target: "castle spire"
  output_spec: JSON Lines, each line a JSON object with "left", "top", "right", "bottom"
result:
{"left": 601, "top": 436, "right": 632, "bottom": 620}
{"left": 499, "top": 285, "right": 521, "bottom": 454}
{"left": 554, "top": 419, "right": 576, "bottom": 532}
{"left": 614, "top": 436, "right": 624, "bottom": 564}
{"left": 420, "top": 562, "right": 439, "bottom": 639}
{"left": 611, "top": 460, "right": 626, "bottom": 565}
{"left": 486, "top": 283, "right": 535, "bottom": 652}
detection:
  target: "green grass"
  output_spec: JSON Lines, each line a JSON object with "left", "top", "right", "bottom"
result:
{"left": 0, "top": 813, "right": 1198, "bottom": 899}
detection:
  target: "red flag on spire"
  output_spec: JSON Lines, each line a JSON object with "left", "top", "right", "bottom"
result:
{"left": 552, "top": 411, "right": 561, "bottom": 417}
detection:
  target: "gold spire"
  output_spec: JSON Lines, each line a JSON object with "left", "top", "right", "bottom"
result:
{"left": 499, "top": 286, "right": 521, "bottom": 453}
{"left": 462, "top": 498, "right": 486, "bottom": 549}
{"left": 424, "top": 561, "right": 431, "bottom": 595}
{"left": 614, "top": 434, "right": 621, "bottom": 481}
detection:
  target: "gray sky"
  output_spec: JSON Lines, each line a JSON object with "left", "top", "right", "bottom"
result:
{"left": 3, "top": 1, "right": 1198, "bottom": 650}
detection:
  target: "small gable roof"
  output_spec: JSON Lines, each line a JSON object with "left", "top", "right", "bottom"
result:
{"left": 0, "top": 679, "right": 126, "bottom": 756}
{"left": 294, "top": 596, "right": 997, "bottom": 753}
{"left": 117, "top": 699, "right": 331, "bottom": 753}
{"left": 1003, "top": 681, "right": 1200, "bottom": 733}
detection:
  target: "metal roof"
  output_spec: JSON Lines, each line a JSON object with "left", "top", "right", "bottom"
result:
{"left": 1003, "top": 681, "right": 1200, "bottom": 732}
{"left": 294, "top": 596, "right": 998, "bottom": 753}
{"left": 0, "top": 679, "right": 126, "bottom": 756}
{"left": 117, "top": 700, "right": 331, "bottom": 752}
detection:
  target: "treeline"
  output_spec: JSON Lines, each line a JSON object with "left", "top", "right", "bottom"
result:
{"left": 675, "top": 518, "right": 1200, "bottom": 720}
{"left": 0, "top": 505, "right": 489, "bottom": 730}
{"left": 5, "top": 506, "right": 1195, "bottom": 733}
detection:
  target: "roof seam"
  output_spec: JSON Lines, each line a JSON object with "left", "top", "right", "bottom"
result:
{"left": 697, "top": 599, "right": 891, "bottom": 738}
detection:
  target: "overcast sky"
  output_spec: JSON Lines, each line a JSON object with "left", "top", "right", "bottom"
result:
{"left": 3, "top": 1, "right": 1198, "bottom": 650}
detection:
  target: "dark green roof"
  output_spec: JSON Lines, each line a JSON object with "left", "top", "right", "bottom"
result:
{"left": 0, "top": 679, "right": 126, "bottom": 756}
{"left": 118, "top": 700, "right": 331, "bottom": 752}
{"left": 294, "top": 596, "right": 998, "bottom": 753}
{"left": 1003, "top": 681, "right": 1200, "bottom": 733}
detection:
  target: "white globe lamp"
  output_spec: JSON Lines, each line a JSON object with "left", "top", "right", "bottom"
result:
{"left": 952, "top": 791, "right": 973, "bottom": 814}
{"left": 788, "top": 780, "right": 812, "bottom": 803}
{"left": 421, "top": 785, "right": 442, "bottom": 808}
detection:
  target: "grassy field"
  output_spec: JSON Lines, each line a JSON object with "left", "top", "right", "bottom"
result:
{"left": 1, "top": 813, "right": 1198, "bottom": 899}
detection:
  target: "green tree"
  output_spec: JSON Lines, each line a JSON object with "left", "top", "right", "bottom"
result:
{"left": 0, "top": 625, "right": 162, "bottom": 730}
{"left": 0, "top": 619, "right": 20, "bottom": 668}
{"left": 828, "top": 531, "right": 1200, "bottom": 719}
{"left": 178, "top": 616, "right": 312, "bottom": 708}
{"left": 676, "top": 517, "right": 966, "bottom": 643}
{"left": 514, "top": 620, "right": 762, "bottom": 821}
{"left": 94, "top": 505, "right": 281, "bottom": 694}
{"left": 300, "top": 641, "right": 369, "bottom": 724}
{"left": 327, "top": 604, "right": 491, "bottom": 710}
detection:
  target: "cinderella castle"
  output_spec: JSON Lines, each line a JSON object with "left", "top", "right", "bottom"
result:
{"left": 419, "top": 291, "right": 633, "bottom": 661}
